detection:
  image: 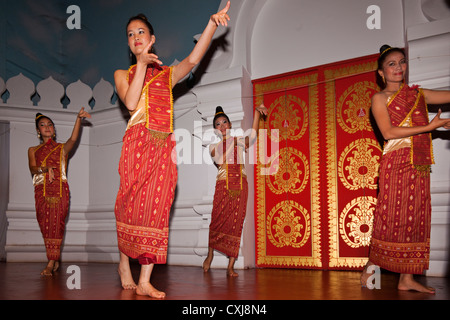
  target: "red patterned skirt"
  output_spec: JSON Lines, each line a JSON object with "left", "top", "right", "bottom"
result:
{"left": 208, "top": 178, "right": 249, "bottom": 258}
{"left": 369, "top": 147, "right": 431, "bottom": 274}
{"left": 115, "top": 124, "right": 177, "bottom": 265}
{"left": 34, "top": 182, "right": 70, "bottom": 261}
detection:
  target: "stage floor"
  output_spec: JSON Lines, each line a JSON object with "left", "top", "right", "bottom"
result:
{"left": 0, "top": 262, "right": 448, "bottom": 301}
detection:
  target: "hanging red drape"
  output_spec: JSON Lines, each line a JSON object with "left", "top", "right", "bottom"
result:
{"left": 253, "top": 54, "right": 382, "bottom": 270}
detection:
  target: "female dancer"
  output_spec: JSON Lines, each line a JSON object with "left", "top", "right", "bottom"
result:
{"left": 28, "top": 108, "right": 91, "bottom": 276}
{"left": 114, "top": 2, "right": 231, "bottom": 298}
{"left": 361, "top": 45, "right": 450, "bottom": 293}
{"left": 203, "top": 104, "right": 267, "bottom": 277}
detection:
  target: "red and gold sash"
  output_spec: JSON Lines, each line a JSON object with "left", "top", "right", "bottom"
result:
{"left": 387, "top": 84, "right": 434, "bottom": 168}
{"left": 35, "top": 139, "right": 65, "bottom": 198}
{"left": 224, "top": 137, "right": 243, "bottom": 196}
{"left": 128, "top": 64, "right": 174, "bottom": 133}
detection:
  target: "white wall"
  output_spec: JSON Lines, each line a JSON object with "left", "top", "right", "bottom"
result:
{"left": 251, "top": 0, "right": 405, "bottom": 80}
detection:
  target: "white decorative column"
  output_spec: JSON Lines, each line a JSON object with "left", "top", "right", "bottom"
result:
{"left": 405, "top": 0, "right": 450, "bottom": 277}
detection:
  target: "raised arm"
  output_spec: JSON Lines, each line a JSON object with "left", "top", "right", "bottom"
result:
{"left": 245, "top": 104, "right": 268, "bottom": 148}
{"left": 171, "top": 1, "right": 230, "bottom": 86}
{"left": 63, "top": 107, "right": 91, "bottom": 155}
{"left": 371, "top": 93, "right": 450, "bottom": 141}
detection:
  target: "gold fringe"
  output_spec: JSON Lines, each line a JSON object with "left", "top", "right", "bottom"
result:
{"left": 148, "top": 129, "right": 170, "bottom": 141}
{"left": 407, "top": 88, "right": 435, "bottom": 172}
{"left": 45, "top": 197, "right": 61, "bottom": 205}
{"left": 414, "top": 164, "right": 431, "bottom": 176}
{"left": 228, "top": 190, "right": 241, "bottom": 198}
{"left": 168, "top": 67, "right": 174, "bottom": 133}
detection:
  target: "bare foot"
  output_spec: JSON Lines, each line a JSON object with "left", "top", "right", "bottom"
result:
{"left": 40, "top": 260, "right": 57, "bottom": 276}
{"left": 40, "top": 266, "right": 53, "bottom": 276}
{"left": 118, "top": 263, "right": 137, "bottom": 290}
{"left": 226, "top": 257, "right": 238, "bottom": 277}
{"left": 227, "top": 268, "right": 239, "bottom": 277}
{"left": 398, "top": 274, "right": 435, "bottom": 294}
{"left": 53, "top": 261, "right": 60, "bottom": 272}
{"left": 360, "top": 261, "right": 375, "bottom": 287}
{"left": 136, "top": 282, "right": 166, "bottom": 299}
{"left": 203, "top": 256, "right": 213, "bottom": 273}
{"left": 203, "top": 248, "right": 214, "bottom": 273}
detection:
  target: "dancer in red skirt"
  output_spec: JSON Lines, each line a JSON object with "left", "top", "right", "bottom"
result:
{"left": 203, "top": 104, "right": 267, "bottom": 277}
{"left": 28, "top": 108, "right": 91, "bottom": 276}
{"left": 361, "top": 44, "right": 450, "bottom": 293}
{"left": 114, "top": 2, "right": 231, "bottom": 298}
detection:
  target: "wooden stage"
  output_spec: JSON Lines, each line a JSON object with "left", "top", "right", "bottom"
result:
{"left": 0, "top": 262, "right": 448, "bottom": 301}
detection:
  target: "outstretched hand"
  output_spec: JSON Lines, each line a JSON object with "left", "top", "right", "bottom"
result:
{"left": 78, "top": 107, "right": 91, "bottom": 119}
{"left": 137, "top": 39, "right": 162, "bottom": 66}
{"left": 211, "top": 1, "right": 231, "bottom": 26}
{"left": 48, "top": 167, "right": 55, "bottom": 184}
{"left": 256, "top": 104, "right": 268, "bottom": 117}
{"left": 430, "top": 109, "right": 450, "bottom": 130}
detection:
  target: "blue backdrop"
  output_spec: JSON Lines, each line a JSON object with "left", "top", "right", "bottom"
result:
{"left": 0, "top": 0, "right": 220, "bottom": 88}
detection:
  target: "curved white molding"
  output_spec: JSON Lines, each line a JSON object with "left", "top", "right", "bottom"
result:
{"left": 1, "top": 73, "right": 119, "bottom": 111}
{"left": 421, "top": 0, "right": 450, "bottom": 21}
{"left": 66, "top": 79, "right": 93, "bottom": 110}
{"left": 36, "top": 76, "right": 64, "bottom": 109}
{"left": 93, "top": 78, "right": 115, "bottom": 110}
{"left": 200, "top": 0, "right": 267, "bottom": 75}
{"left": 6, "top": 73, "right": 35, "bottom": 106}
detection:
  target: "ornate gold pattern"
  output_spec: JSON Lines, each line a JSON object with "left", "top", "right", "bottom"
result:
{"left": 267, "top": 200, "right": 311, "bottom": 248}
{"left": 267, "top": 147, "right": 309, "bottom": 195}
{"left": 254, "top": 57, "right": 380, "bottom": 270}
{"left": 336, "top": 81, "right": 378, "bottom": 134}
{"left": 339, "top": 196, "right": 376, "bottom": 248}
{"left": 338, "top": 138, "right": 381, "bottom": 191}
{"left": 255, "top": 72, "right": 321, "bottom": 268}
{"left": 325, "top": 59, "right": 378, "bottom": 269}
{"left": 268, "top": 95, "right": 308, "bottom": 142}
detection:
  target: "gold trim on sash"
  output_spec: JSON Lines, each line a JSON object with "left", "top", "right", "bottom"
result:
{"left": 33, "top": 143, "right": 67, "bottom": 197}
{"left": 126, "top": 65, "right": 174, "bottom": 134}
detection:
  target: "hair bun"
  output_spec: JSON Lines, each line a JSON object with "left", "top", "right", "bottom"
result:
{"left": 35, "top": 113, "right": 46, "bottom": 122}
{"left": 379, "top": 44, "right": 392, "bottom": 56}
{"left": 137, "top": 13, "right": 148, "bottom": 21}
{"left": 215, "top": 106, "right": 224, "bottom": 115}
{"left": 35, "top": 113, "right": 53, "bottom": 127}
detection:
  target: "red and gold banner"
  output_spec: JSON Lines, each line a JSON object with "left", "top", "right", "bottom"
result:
{"left": 253, "top": 54, "right": 382, "bottom": 270}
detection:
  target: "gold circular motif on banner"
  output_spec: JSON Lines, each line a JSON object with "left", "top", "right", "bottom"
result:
{"left": 339, "top": 196, "right": 376, "bottom": 248}
{"left": 267, "top": 147, "right": 309, "bottom": 195}
{"left": 338, "top": 138, "right": 381, "bottom": 191}
{"left": 336, "top": 81, "right": 378, "bottom": 134}
{"left": 267, "top": 200, "right": 310, "bottom": 248}
{"left": 268, "top": 95, "right": 308, "bottom": 142}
